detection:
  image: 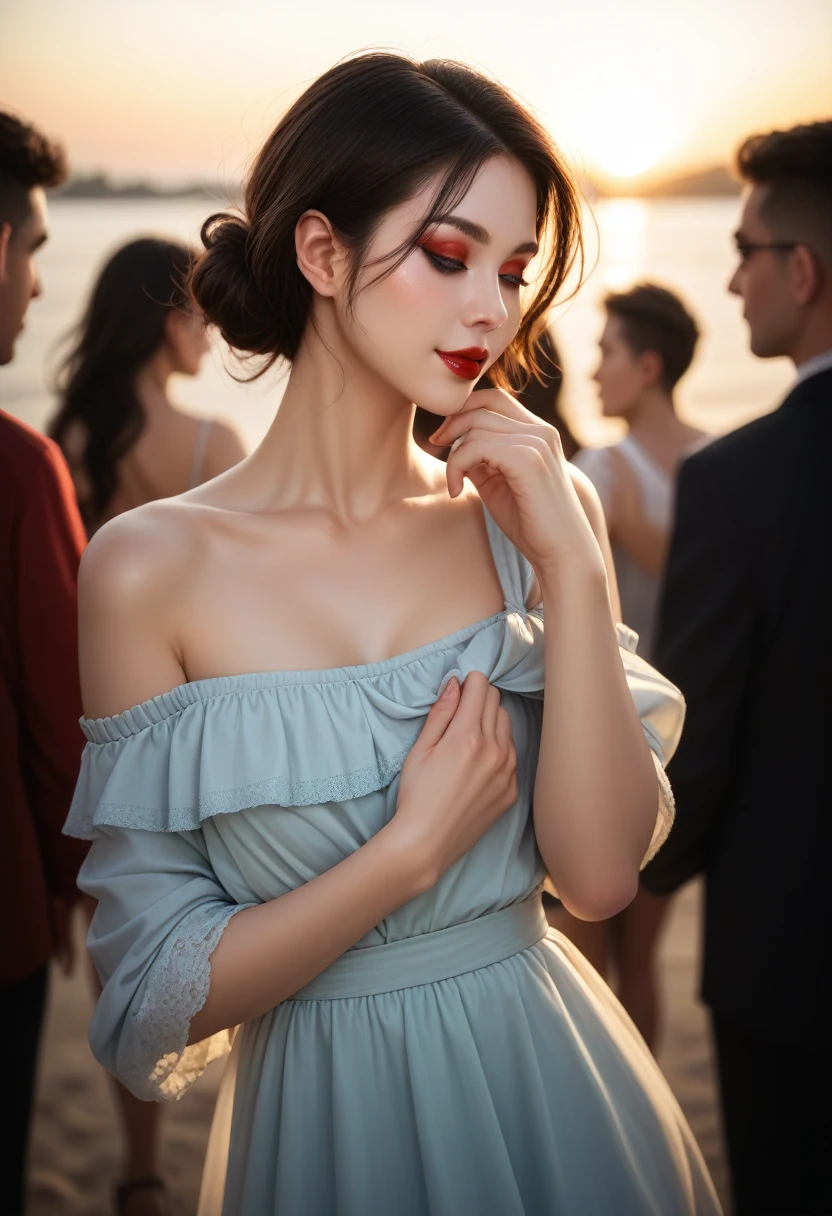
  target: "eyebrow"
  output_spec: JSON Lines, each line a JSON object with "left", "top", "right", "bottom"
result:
{"left": 435, "top": 214, "right": 538, "bottom": 256}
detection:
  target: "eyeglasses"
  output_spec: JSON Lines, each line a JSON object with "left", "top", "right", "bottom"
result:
{"left": 734, "top": 241, "right": 797, "bottom": 263}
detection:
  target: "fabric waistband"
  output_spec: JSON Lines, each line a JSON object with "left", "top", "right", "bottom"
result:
{"left": 290, "top": 895, "right": 549, "bottom": 1001}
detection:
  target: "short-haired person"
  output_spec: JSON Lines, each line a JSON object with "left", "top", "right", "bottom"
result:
{"left": 642, "top": 121, "right": 832, "bottom": 1215}
{"left": 0, "top": 111, "right": 89, "bottom": 1215}
{"left": 550, "top": 284, "right": 706, "bottom": 1048}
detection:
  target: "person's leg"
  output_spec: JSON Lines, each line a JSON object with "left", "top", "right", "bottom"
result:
{"left": 608, "top": 885, "right": 673, "bottom": 1050}
{"left": 544, "top": 895, "right": 610, "bottom": 977}
{"left": 0, "top": 964, "right": 49, "bottom": 1215}
{"left": 712, "top": 1012, "right": 832, "bottom": 1215}
{"left": 109, "top": 1083, "right": 166, "bottom": 1216}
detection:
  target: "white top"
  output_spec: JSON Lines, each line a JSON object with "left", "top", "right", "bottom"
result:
{"left": 573, "top": 435, "right": 695, "bottom": 662}
{"left": 795, "top": 348, "right": 832, "bottom": 387}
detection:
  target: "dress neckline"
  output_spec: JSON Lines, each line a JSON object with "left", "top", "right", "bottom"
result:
{"left": 80, "top": 506, "right": 538, "bottom": 732}
{"left": 79, "top": 609, "right": 526, "bottom": 734}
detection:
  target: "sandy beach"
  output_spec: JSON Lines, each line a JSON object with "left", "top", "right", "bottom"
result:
{"left": 28, "top": 877, "right": 730, "bottom": 1215}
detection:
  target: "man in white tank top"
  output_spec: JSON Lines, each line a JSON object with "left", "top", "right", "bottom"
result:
{"left": 552, "top": 284, "right": 707, "bottom": 1049}
{"left": 574, "top": 283, "right": 707, "bottom": 664}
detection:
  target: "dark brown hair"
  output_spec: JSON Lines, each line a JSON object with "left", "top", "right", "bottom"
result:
{"left": 50, "top": 237, "right": 196, "bottom": 533}
{"left": 736, "top": 121, "right": 832, "bottom": 260}
{"left": 190, "top": 52, "right": 583, "bottom": 389}
{"left": 0, "top": 111, "right": 67, "bottom": 232}
{"left": 604, "top": 282, "right": 699, "bottom": 391}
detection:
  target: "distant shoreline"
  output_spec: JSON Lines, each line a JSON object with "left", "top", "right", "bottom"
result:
{"left": 57, "top": 165, "right": 740, "bottom": 203}
{"left": 55, "top": 174, "right": 241, "bottom": 203}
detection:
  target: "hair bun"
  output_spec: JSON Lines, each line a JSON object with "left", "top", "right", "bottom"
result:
{"left": 190, "top": 212, "right": 276, "bottom": 356}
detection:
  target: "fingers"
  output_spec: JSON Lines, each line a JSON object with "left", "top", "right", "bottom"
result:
{"left": 445, "top": 435, "right": 551, "bottom": 499}
{"left": 433, "top": 406, "right": 548, "bottom": 451}
{"left": 417, "top": 677, "right": 461, "bottom": 749}
{"left": 495, "top": 703, "right": 512, "bottom": 754}
{"left": 480, "top": 682, "right": 501, "bottom": 741}
{"left": 450, "top": 670, "right": 490, "bottom": 732}
{"left": 432, "top": 387, "right": 533, "bottom": 435}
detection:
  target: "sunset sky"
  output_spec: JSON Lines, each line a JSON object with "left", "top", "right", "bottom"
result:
{"left": 2, "top": 0, "right": 831, "bottom": 188}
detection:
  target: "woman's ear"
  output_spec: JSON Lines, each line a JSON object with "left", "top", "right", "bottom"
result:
{"left": 295, "top": 210, "right": 348, "bottom": 298}
{"left": 162, "top": 306, "right": 186, "bottom": 353}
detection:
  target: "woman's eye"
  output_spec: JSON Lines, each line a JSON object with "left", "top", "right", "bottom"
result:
{"left": 422, "top": 249, "right": 466, "bottom": 274}
{"left": 499, "top": 272, "right": 529, "bottom": 288}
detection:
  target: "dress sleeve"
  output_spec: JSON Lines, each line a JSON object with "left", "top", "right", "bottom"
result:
{"left": 79, "top": 824, "right": 254, "bottom": 1102}
{"left": 615, "top": 624, "right": 684, "bottom": 868}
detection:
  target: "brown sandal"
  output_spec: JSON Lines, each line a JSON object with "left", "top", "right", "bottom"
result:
{"left": 114, "top": 1177, "right": 167, "bottom": 1215}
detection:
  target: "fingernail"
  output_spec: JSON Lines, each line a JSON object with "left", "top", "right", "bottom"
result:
{"left": 441, "top": 677, "right": 458, "bottom": 699}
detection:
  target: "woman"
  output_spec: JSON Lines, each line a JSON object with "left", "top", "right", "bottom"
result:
{"left": 51, "top": 237, "right": 245, "bottom": 536}
{"left": 66, "top": 55, "right": 720, "bottom": 1214}
{"left": 554, "top": 284, "right": 708, "bottom": 1049}
{"left": 51, "top": 238, "right": 245, "bottom": 1216}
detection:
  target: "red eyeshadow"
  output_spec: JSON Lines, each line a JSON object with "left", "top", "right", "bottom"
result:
{"left": 419, "top": 237, "right": 468, "bottom": 260}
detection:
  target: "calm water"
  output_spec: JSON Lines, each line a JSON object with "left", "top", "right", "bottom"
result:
{"left": 3, "top": 196, "right": 794, "bottom": 450}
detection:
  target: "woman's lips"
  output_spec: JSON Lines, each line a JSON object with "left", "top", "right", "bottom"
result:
{"left": 436, "top": 347, "right": 487, "bottom": 381}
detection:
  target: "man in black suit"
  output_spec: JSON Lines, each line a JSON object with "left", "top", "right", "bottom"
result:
{"left": 642, "top": 121, "right": 832, "bottom": 1216}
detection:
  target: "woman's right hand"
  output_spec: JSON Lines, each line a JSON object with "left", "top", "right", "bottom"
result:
{"left": 393, "top": 672, "right": 518, "bottom": 887}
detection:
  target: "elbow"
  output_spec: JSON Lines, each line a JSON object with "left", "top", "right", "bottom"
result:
{"left": 556, "top": 871, "right": 639, "bottom": 923}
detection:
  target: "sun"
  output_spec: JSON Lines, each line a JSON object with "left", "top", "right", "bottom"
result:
{"left": 555, "top": 50, "right": 684, "bottom": 182}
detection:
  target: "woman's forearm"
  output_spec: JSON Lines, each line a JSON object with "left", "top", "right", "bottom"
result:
{"left": 188, "top": 822, "right": 430, "bottom": 1043}
{"left": 533, "top": 561, "right": 657, "bottom": 921}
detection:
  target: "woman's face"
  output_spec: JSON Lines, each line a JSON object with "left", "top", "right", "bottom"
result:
{"left": 343, "top": 155, "right": 539, "bottom": 417}
{"left": 592, "top": 315, "right": 647, "bottom": 419}
{"left": 166, "top": 306, "right": 211, "bottom": 377}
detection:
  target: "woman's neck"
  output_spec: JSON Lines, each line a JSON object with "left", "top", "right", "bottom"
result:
{"left": 251, "top": 318, "right": 434, "bottom": 521}
{"left": 134, "top": 353, "right": 175, "bottom": 418}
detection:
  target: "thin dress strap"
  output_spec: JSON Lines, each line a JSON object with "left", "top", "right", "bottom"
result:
{"left": 482, "top": 507, "right": 538, "bottom": 614}
{"left": 188, "top": 419, "right": 213, "bottom": 489}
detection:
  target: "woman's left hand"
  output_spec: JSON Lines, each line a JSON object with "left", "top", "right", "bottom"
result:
{"left": 429, "top": 387, "right": 603, "bottom": 581}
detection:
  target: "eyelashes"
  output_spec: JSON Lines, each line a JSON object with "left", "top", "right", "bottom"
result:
{"left": 422, "top": 249, "right": 465, "bottom": 275}
{"left": 420, "top": 248, "right": 528, "bottom": 288}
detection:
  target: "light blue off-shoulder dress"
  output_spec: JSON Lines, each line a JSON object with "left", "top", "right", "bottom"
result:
{"left": 65, "top": 512, "right": 721, "bottom": 1215}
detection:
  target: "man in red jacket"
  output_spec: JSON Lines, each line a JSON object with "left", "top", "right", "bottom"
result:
{"left": 0, "top": 110, "right": 89, "bottom": 1214}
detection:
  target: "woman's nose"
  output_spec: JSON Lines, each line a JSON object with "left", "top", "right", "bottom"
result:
{"left": 465, "top": 276, "right": 509, "bottom": 332}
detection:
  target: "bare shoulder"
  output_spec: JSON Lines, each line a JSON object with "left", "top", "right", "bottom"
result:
{"left": 78, "top": 499, "right": 204, "bottom": 718}
{"left": 80, "top": 497, "right": 202, "bottom": 607}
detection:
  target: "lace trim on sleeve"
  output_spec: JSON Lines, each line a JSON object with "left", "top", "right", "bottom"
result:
{"left": 118, "top": 900, "right": 251, "bottom": 1102}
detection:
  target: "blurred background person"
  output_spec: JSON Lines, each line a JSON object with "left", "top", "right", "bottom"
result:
{"left": 50, "top": 237, "right": 245, "bottom": 537}
{"left": 0, "top": 110, "right": 89, "bottom": 1216}
{"left": 49, "top": 237, "right": 246, "bottom": 1216}
{"left": 548, "top": 284, "right": 706, "bottom": 1050}
{"left": 642, "top": 120, "right": 832, "bottom": 1216}
{"left": 413, "top": 325, "right": 580, "bottom": 459}
{"left": 577, "top": 283, "right": 705, "bottom": 661}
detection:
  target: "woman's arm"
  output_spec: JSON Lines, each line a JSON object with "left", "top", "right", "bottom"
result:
{"left": 532, "top": 471, "right": 657, "bottom": 921}
{"left": 433, "top": 392, "right": 659, "bottom": 923}
{"left": 79, "top": 506, "right": 518, "bottom": 1042}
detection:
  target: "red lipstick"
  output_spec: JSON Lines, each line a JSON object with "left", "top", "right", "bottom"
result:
{"left": 436, "top": 347, "right": 487, "bottom": 381}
